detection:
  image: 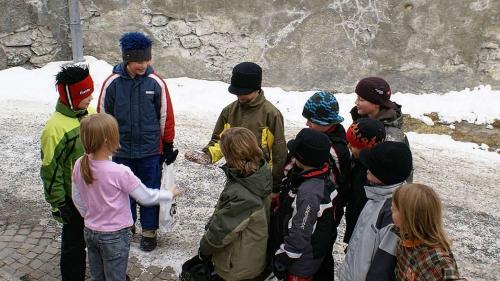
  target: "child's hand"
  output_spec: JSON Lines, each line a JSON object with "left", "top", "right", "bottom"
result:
{"left": 169, "top": 185, "right": 183, "bottom": 198}
{"left": 184, "top": 150, "right": 210, "bottom": 164}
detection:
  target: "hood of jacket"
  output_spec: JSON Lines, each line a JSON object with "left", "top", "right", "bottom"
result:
{"left": 222, "top": 161, "right": 272, "bottom": 199}
{"left": 113, "top": 62, "right": 154, "bottom": 79}
{"left": 350, "top": 103, "right": 404, "bottom": 129}
{"left": 364, "top": 182, "right": 403, "bottom": 201}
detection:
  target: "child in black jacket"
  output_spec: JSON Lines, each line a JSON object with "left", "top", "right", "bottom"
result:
{"left": 271, "top": 128, "right": 335, "bottom": 281}
{"left": 343, "top": 118, "right": 386, "bottom": 243}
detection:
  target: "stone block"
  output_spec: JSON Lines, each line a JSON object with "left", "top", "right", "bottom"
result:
{"left": 152, "top": 15, "right": 169, "bottom": 27}
{"left": 167, "top": 20, "right": 191, "bottom": 36}
{"left": 5, "top": 47, "right": 32, "bottom": 66}
{"left": 29, "top": 259, "right": 43, "bottom": 270}
{"left": 180, "top": 35, "right": 201, "bottom": 49}
{"left": 2, "top": 31, "right": 32, "bottom": 46}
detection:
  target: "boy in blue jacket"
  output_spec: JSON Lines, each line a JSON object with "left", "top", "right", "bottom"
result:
{"left": 97, "top": 32, "right": 177, "bottom": 251}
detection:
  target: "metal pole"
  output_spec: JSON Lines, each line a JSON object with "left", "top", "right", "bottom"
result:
{"left": 68, "top": 0, "right": 84, "bottom": 62}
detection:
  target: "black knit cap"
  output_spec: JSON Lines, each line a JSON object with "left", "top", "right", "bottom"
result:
{"left": 228, "top": 62, "right": 262, "bottom": 95}
{"left": 355, "top": 77, "right": 395, "bottom": 108}
{"left": 359, "top": 141, "right": 412, "bottom": 185}
{"left": 287, "top": 128, "right": 331, "bottom": 168}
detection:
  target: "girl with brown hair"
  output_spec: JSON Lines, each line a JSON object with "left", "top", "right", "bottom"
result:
{"left": 392, "top": 184, "right": 461, "bottom": 281}
{"left": 196, "top": 127, "right": 272, "bottom": 281}
{"left": 71, "top": 113, "right": 181, "bottom": 281}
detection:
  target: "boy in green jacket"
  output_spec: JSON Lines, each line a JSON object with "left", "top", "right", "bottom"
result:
{"left": 40, "top": 65, "right": 95, "bottom": 281}
{"left": 185, "top": 62, "right": 287, "bottom": 194}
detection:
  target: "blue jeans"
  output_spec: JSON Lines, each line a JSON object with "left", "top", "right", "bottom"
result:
{"left": 84, "top": 227, "right": 132, "bottom": 281}
{"left": 113, "top": 155, "right": 162, "bottom": 230}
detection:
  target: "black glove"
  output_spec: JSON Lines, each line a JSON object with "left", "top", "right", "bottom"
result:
{"left": 273, "top": 252, "right": 294, "bottom": 280}
{"left": 56, "top": 203, "right": 75, "bottom": 224}
{"left": 163, "top": 142, "right": 179, "bottom": 165}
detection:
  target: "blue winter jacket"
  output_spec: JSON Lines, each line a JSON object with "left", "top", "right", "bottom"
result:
{"left": 97, "top": 63, "right": 175, "bottom": 159}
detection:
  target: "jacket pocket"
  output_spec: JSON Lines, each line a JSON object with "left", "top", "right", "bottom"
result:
{"left": 213, "top": 244, "right": 234, "bottom": 272}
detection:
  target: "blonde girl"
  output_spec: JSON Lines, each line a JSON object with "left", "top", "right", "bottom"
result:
{"left": 71, "top": 113, "right": 180, "bottom": 281}
{"left": 196, "top": 127, "right": 272, "bottom": 281}
{"left": 392, "top": 184, "right": 461, "bottom": 281}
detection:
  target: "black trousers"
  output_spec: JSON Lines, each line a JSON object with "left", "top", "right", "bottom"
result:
{"left": 60, "top": 209, "right": 86, "bottom": 281}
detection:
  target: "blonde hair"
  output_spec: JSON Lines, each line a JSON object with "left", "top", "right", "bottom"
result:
{"left": 79, "top": 113, "right": 120, "bottom": 185}
{"left": 220, "top": 127, "right": 263, "bottom": 176}
{"left": 393, "top": 183, "right": 452, "bottom": 250}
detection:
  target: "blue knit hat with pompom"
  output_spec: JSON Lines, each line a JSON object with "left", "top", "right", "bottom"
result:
{"left": 120, "top": 32, "right": 153, "bottom": 62}
{"left": 302, "top": 91, "right": 344, "bottom": 125}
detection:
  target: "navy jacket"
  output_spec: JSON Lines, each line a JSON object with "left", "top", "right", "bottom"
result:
{"left": 97, "top": 63, "right": 175, "bottom": 158}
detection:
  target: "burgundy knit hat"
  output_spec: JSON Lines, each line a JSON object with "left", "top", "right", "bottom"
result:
{"left": 355, "top": 77, "right": 395, "bottom": 108}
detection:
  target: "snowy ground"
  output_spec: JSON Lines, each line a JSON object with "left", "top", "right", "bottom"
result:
{"left": 0, "top": 57, "right": 499, "bottom": 280}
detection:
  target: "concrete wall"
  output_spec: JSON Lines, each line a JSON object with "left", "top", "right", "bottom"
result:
{"left": 1, "top": 0, "right": 499, "bottom": 93}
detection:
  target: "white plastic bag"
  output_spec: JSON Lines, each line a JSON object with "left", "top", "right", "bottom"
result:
{"left": 159, "top": 163, "right": 176, "bottom": 233}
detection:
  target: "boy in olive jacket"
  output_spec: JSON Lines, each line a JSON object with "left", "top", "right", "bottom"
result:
{"left": 185, "top": 62, "right": 287, "bottom": 194}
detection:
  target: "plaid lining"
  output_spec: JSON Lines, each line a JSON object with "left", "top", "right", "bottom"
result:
{"left": 396, "top": 241, "right": 461, "bottom": 281}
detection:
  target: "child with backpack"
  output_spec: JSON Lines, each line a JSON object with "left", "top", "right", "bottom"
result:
{"left": 392, "top": 184, "right": 461, "bottom": 280}
{"left": 338, "top": 141, "right": 412, "bottom": 281}
{"left": 197, "top": 127, "right": 272, "bottom": 281}
{"left": 71, "top": 113, "right": 181, "bottom": 281}
{"left": 270, "top": 128, "right": 335, "bottom": 281}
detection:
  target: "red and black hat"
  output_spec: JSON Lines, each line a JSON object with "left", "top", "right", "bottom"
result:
{"left": 56, "top": 65, "right": 94, "bottom": 110}
{"left": 346, "top": 118, "right": 386, "bottom": 149}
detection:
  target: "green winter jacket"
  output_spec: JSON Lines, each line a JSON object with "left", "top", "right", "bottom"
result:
{"left": 40, "top": 101, "right": 94, "bottom": 222}
{"left": 203, "top": 91, "right": 287, "bottom": 192}
{"left": 200, "top": 162, "right": 272, "bottom": 281}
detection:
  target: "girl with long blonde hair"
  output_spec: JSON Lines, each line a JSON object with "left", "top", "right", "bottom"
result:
{"left": 71, "top": 113, "right": 181, "bottom": 281}
{"left": 392, "top": 183, "right": 461, "bottom": 281}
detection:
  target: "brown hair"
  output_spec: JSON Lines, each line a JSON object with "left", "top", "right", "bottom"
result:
{"left": 220, "top": 127, "right": 263, "bottom": 176}
{"left": 79, "top": 113, "right": 120, "bottom": 185}
{"left": 393, "top": 183, "right": 452, "bottom": 250}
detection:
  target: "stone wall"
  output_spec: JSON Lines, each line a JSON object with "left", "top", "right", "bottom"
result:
{"left": 1, "top": 0, "right": 499, "bottom": 93}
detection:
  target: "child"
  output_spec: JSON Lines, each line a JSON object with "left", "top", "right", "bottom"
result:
{"left": 392, "top": 184, "right": 461, "bottom": 280}
{"left": 185, "top": 62, "right": 287, "bottom": 197}
{"left": 197, "top": 127, "right": 272, "bottom": 281}
{"left": 271, "top": 128, "right": 335, "bottom": 281}
{"left": 97, "top": 32, "right": 177, "bottom": 251}
{"left": 343, "top": 118, "right": 386, "bottom": 243}
{"left": 40, "top": 64, "right": 95, "bottom": 280}
{"left": 351, "top": 77, "right": 408, "bottom": 144}
{"left": 338, "top": 141, "right": 412, "bottom": 281}
{"left": 300, "top": 91, "right": 351, "bottom": 280}
{"left": 71, "top": 113, "right": 181, "bottom": 281}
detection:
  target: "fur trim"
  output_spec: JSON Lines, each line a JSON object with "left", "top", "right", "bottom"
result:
{"left": 120, "top": 32, "right": 152, "bottom": 51}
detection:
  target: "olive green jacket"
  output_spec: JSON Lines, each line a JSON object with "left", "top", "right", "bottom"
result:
{"left": 203, "top": 91, "right": 287, "bottom": 192}
{"left": 200, "top": 162, "right": 272, "bottom": 281}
